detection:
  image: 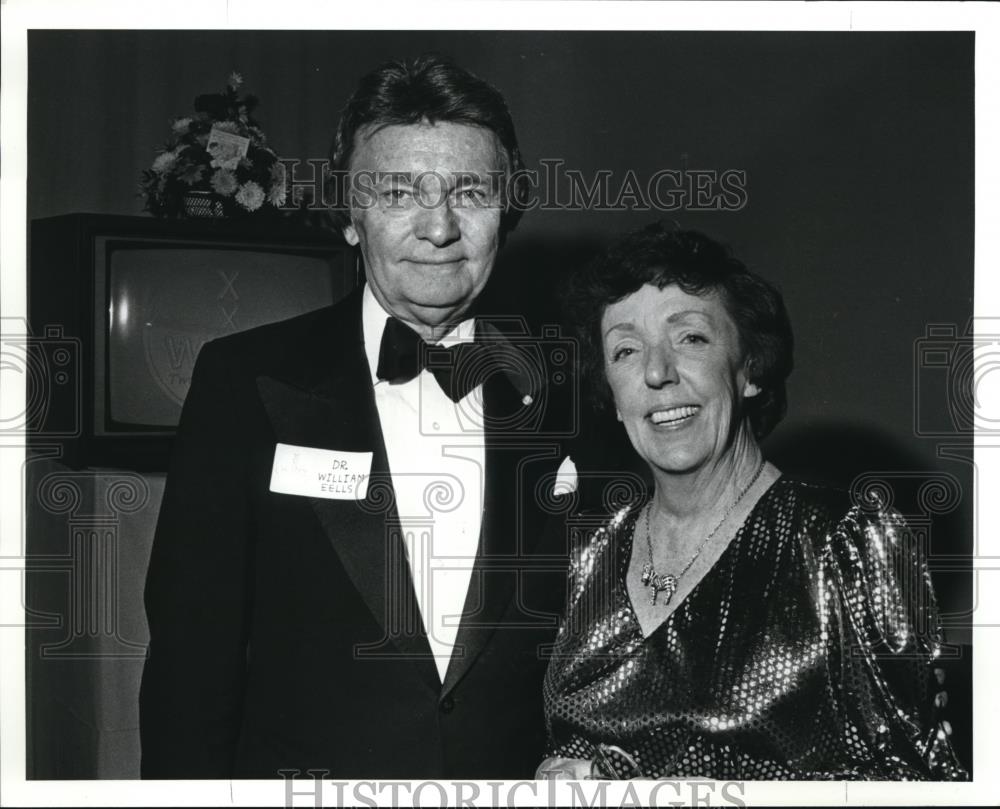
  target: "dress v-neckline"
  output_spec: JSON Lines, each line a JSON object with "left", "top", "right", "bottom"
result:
{"left": 620, "top": 473, "right": 782, "bottom": 640}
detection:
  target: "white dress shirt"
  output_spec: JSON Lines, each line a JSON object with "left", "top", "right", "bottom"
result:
{"left": 362, "top": 285, "right": 486, "bottom": 682}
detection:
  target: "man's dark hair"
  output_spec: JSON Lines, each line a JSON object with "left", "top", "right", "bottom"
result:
{"left": 328, "top": 54, "right": 526, "bottom": 235}
{"left": 565, "top": 223, "right": 794, "bottom": 439}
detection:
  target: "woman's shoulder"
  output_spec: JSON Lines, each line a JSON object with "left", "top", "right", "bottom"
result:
{"left": 749, "top": 476, "right": 924, "bottom": 581}
{"left": 757, "top": 476, "right": 903, "bottom": 536}
{"left": 567, "top": 497, "right": 646, "bottom": 537}
{"left": 561, "top": 498, "right": 646, "bottom": 567}
{"left": 768, "top": 476, "right": 937, "bottom": 634}
{"left": 758, "top": 475, "right": 843, "bottom": 511}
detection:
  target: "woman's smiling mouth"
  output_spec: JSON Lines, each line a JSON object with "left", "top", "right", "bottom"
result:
{"left": 648, "top": 405, "right": 700, "bottom": 426}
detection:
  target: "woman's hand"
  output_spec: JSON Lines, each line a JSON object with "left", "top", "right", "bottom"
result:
{"left": 535, "top": 756, "right": 594, "bottom": 780}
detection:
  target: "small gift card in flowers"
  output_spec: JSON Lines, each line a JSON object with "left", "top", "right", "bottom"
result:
{"left": 207, "top": 127, "right": 251, "bottom": 170}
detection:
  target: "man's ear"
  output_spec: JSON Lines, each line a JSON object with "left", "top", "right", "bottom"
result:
{"left": 343, "top": 222, "right": 360, "bottom": 247}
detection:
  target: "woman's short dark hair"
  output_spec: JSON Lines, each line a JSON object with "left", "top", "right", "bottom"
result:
{"left": 566, "top": 223, "right": 794, "bottom": 439}
{"left": 327, "top": 54, "right": 526, "bottom": 235}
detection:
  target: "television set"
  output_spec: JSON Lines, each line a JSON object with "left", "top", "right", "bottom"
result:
{"left": 28, "top": 213, "right": 360, "bottom": 470}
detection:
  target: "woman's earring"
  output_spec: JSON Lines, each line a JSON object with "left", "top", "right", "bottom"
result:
{"left": 616, "top": 410, "right": 623, "bottom": 422}
{"left": 744, "top": 382, "right": 760, "bottom": 398}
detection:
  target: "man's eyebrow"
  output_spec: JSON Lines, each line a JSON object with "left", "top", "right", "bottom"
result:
{"left": 373, "top": 171, "right": 416, "bottom": 186}
{"left": 451, "top": 172, "right": 492, "bottom": 187}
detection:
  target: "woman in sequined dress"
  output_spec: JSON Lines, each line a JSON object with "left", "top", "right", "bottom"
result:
{"left": 538, "top": 223, "right": 967, "bottom": 781}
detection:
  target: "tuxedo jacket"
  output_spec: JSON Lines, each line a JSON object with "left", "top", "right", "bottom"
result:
{"left": 139, "top": 286, "right": 572, "bottom": 779}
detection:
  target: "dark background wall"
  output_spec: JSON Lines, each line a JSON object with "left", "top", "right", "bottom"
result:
{"left": 24, "top": 29, "right": 974, "bottom": 777}
{"left": 28, "top": 27, "right": 975, "bottom": 612}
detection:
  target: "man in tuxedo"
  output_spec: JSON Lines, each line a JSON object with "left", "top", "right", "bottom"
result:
{"left": 139, "top": 55, "right": 575, "bottom": 779}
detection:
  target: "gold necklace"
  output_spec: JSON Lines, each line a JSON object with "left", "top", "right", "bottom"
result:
{"left": 641, "top": 459, "right": 766, "bottom": 606}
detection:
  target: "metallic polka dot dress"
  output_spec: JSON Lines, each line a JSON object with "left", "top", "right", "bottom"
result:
{"left": 543, "top": 479, "right": 968, "bottom": 780}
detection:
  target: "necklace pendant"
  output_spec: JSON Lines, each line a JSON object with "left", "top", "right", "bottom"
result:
{"left": 649, "top": 573, "right": 678, "bottom": 607}
{"left": 640, "top": 562, "right": 653, "bottom": 586}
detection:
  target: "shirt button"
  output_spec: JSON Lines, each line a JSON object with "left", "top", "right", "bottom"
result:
{"left": 440, "top": 696, "right": 455, "bottom": 713}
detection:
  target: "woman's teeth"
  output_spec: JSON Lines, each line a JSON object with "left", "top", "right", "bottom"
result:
{"left": 649, "top": 406, "right": 698, "bottom": 425}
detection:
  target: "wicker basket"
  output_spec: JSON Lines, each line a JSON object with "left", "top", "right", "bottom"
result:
{"left": 183, "top": 191, "right": 225, "bottom": 218}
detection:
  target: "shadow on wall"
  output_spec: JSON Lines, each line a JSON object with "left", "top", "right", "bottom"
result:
{"left": 764, "top": 421, "right": 972, "bottom": 551}
{"left": 482, "top": 236, "right": 605, "bottom": 329}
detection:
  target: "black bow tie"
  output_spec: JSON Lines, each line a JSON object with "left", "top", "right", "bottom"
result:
{"left": 376, "top": 316, "right": 491, "bottom": 402}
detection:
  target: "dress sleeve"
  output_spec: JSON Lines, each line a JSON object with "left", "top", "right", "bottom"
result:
{"left": 823, "top": 504, "right": 968, "bottom": 780}
{"left": 542, "top": 513, "right": 591, "bottom": 761}
{"left": 541, "top": 510, "right": 617, "bottom": 765}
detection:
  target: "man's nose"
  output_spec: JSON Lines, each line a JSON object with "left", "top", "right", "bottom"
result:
{"left": 414, "top": 198, "right": 461, "bottom": 246}
{"left": 644, "top": 344, "right": 679, "bottom": 388}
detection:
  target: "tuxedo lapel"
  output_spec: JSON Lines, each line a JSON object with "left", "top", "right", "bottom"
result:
{"left": 255, "top": 289, "right": 439, "bottom": 693}
{"left": 441, "top": 337, "right": 560, "bottom": 696}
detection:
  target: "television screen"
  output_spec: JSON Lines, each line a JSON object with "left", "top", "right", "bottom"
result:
{"left": 29, "top": 214, "right": 359, "bottom": 470}
{"left": 104, "top": 245, "right": 340, "bottom": 430}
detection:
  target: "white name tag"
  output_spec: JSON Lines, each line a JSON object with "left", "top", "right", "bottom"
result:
{"left": 269, "top": 443, "right": 373, "bottom": 500}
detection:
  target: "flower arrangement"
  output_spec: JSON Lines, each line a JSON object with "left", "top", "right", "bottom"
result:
{"left": 139, "top": 72, "right": 287, "bottom": 218}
